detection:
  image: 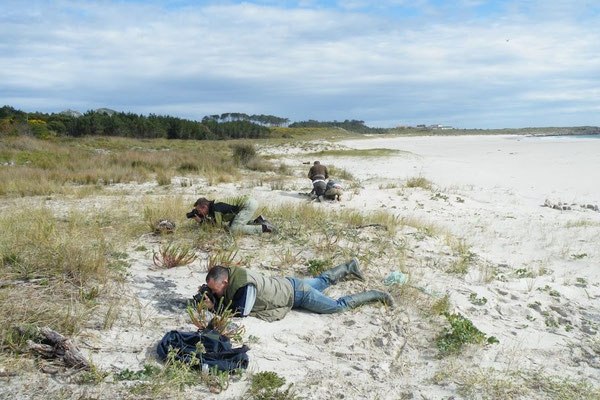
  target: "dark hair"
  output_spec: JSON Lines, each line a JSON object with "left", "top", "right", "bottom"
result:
{"left": 194, "top": 197, "right": 210, "bottom": 208}
{"left": 206, "top": 265, "right": 229, "bottom": 283}
{"left": 313, "top": 161, "right": 320, "bottom": 165}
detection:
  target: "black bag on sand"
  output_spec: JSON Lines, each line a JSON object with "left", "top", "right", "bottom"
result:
{"left": 157, "top": 329, "right": 249, "bottom": 372}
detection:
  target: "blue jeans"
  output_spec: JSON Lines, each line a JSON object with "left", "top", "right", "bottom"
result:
{"left": 286, "top": 276, "right": 351, "bottom": 314}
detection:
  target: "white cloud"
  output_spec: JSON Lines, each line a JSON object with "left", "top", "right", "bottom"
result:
{"left": 0, "top": 0, "right": 598, "bottom": 127}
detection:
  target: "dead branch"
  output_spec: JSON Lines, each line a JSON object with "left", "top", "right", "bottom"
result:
{"left": 26, "top": 327, "right": 90, "bottom": 370}
{"left": 353, "top": 223, "right": 388, "bottom": 230}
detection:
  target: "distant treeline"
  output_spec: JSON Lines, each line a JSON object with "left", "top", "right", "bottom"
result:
{"left": 202, "top": 112, "right": 290, "bottom": 127}
{"left": 0, "top": 106, "right": 273, "bottom": 140}
{"left": 289, "top": 119, "right": 387, "bottom": 134}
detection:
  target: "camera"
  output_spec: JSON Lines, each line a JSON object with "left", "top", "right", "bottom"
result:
{"left": 192, "top": 284, "right": 216, "bottom": 305}
{"left": 186, "top": 209, "right": 200, "bottom": 219}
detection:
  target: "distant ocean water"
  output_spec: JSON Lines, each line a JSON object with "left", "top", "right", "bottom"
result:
{"left": 571, "top": 134, "right": 600, "bottom": 139}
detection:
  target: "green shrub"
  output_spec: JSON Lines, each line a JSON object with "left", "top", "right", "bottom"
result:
{"left": 247, "top": 371, "right": 298, "bottom": 400}
{"left": 306, "top": 258, "right": 332, "bottom": 277}
{"left": 437, "top": 312, "right": 498, "bottom": 357}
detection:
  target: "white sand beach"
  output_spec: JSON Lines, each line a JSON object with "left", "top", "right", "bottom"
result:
{"left": 4, "top": 134, "right": 599, "bottom": 399}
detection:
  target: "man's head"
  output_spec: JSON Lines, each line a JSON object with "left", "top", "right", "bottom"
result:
{"left": 193, "top": 197, "right": 210, "bottom": 216}
{"left": 205, "top": 265, "right": 229, "bottom": 297}
{"left": 313, "top": 161, "right": 320, "bottom": 165}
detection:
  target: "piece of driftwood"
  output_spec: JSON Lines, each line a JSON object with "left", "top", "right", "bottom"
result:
{"left": 353, "top": 223, "right": 388, "bottom": 230}
{"left": 0, "top": 278, "right": 45, "bottom": 289}
{"left": 26, "top": 327, "right": 90, "bottom": 370}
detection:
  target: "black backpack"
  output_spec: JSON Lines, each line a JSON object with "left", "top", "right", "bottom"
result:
{"left": 157, "top": 329, "right": 249, "bottom": 372}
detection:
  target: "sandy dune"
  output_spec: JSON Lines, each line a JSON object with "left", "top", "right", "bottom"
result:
{"left": 5, "top": 134, "right": 599, "bottom": 399}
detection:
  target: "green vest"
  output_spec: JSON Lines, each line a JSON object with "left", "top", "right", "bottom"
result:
{"left": 225, "top": 267, "right": 294, "bottom": 322}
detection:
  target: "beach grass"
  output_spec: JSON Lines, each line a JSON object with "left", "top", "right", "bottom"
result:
{"left": 0, "top": 136, "right": 238, "bottom": 197}
{"left": 0, "top": 206, "right": 125, "bottom": 351}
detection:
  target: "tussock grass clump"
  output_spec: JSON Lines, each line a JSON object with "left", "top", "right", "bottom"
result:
{"left": 405, "top": 175, "right": 433, "bottom": 190}
{"left": 328, "top": 165, "right": 355, "bottom": 181}
{"left": 0, "top": 207, "right": 120, "bottom": 351}
{"left": 143, "top": 196, "right": 190, "bottom": 233}
{"left": 231, "top": 142, "right": 257, "bottom": 166}
{"left": 447, "top": 238, "right": 476, "bottom": 275}
{"left": 152, "top": 242, "right": 197, "bottom": 269}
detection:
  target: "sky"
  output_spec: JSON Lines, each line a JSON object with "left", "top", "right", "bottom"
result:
{"left": 1, "top": 0, "right": 599, "bottom": 128}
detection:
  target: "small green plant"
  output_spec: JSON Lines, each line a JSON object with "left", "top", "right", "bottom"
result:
{"left": 468, "top": 293, "right": 488, "bottom": 306}
{"left": 306, "top": 258, "right": 332, "bottom": 277}
{"left": 77, "top": 361, "right": 109, "bottom": 384}
{"left": 528, "top": 301, "right": 541, "bottom": 309}
{"left": 549, "top": 289, "right": 560, "bottom": 298}
{"left": 430, "top": 295, "right": 451, "bottom": 315}
{"left": 544, "top": 313, "right": 559, "bottom": 328}
{"left": 571, "top": 253, "right": 588, "bottom": 259}
{"left": 208, "top": 248, "right": 239, "bottom": 270}
{"left": 247, "top": 371, "right": 298, "bottom": 400}
{"left": 448, "top": 240, "right": 476, "bottom": 275}
{"left": 437, "top": 312, "right": 498, "bottom": 357}
{"left": 114, "top": 364, "right": 161, "bottom": 381}
{"left": 187, "top": 297, "right": 245, "bottom": 340}
{"left": 152, "top": 242, "right": 197, "bottom": 269}
{"left": 514, "top": 268, "right": 534, "bottom": 278}
{"left": 274, "top": 248, "right": 304, "bottom": 271}
{"left": 455, "top": 196, "right": 464, "bottom": 203}
{"left": 430, "top": 192, "right": 448, "bottom": 201}
{"left": 575, "top": 277, "right": 587, "bottom": 287}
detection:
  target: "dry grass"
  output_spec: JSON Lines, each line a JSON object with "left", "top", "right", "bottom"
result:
{"left": 0, "top": 207, "right": 124, "bottom": 351}
{"left": 0, "top": 136, "right": 237, "bottom": 196}
{"left": 405, "top": 175, "right": 433, "bottom": 190}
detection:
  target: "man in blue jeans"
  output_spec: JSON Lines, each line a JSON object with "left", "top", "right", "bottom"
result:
{"left": 202, "top": 259, "right": 393, "bottom": 322}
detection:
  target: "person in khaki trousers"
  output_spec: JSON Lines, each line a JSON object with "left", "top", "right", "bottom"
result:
{"left": 187, "top": 196, "right": 275, "bottom": 234}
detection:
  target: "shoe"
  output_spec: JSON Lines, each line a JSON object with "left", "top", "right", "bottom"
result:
{"left": 345, "top": 290, "right": 394, "bottom": 309}
{"left": 321, "top": 258, "right": 365, "bottom": 284}
{"left": 262, "top": 222, "right": 277, "bottom": 233}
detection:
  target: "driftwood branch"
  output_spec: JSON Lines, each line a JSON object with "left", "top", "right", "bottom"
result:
{"left": 26, "top": 327, "right": 90, "bottom": 370}
{"left": 353, "top": 223, "right": 388, "bottom": 230}
{"left": 0, "top": 278, "right": 45, "bottom": 289}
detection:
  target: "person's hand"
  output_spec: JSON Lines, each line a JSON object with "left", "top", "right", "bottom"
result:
{"left": 203, "top": 293, "right": 214, "bottom": 310}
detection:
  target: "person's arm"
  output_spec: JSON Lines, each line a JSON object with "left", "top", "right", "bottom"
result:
{"left": 228, "top": 284, "right": 256, "bottom": 317}
{"left": 324, "top": 167, "right": 329, "bottom": 179}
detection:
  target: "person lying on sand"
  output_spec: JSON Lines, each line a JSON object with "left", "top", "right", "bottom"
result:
{"left": 186, "top": 196, "right": 275, "bottom": 234}
{"left": 198, "top": 259, "right": 393, "bottom": 322}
